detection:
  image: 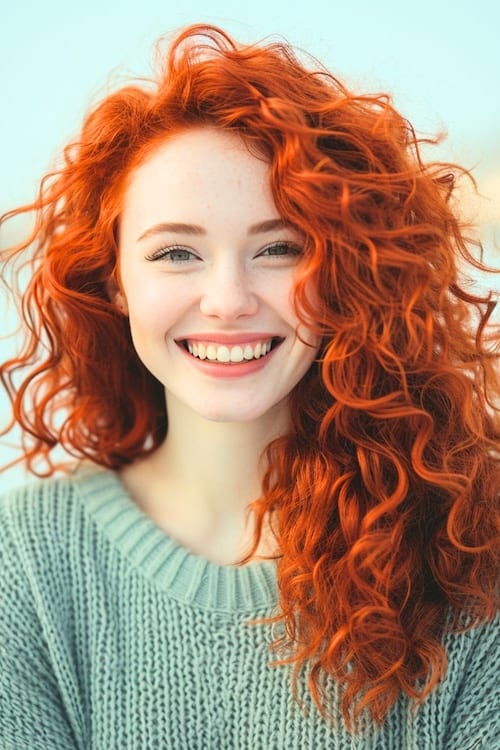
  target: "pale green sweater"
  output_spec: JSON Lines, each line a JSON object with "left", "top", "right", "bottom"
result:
{"left": 0, "top": 468, "right": 498, "bottom": 749}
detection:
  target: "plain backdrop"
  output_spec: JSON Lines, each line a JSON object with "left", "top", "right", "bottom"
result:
{"left": 1, "top": 0, "right": 499, "bottom": 490}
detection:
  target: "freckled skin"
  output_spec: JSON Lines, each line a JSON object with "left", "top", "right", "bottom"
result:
{"left": 118, "top": 128, "right": 319, "bottom": 424}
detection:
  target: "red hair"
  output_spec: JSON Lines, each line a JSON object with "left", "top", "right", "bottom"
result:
{"left": 1, "top": 24, "right": 499, "bottom": 730}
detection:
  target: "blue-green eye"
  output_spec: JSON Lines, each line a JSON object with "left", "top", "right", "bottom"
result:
{"left": 259, "top": 241, "right": 302, "bottom": 258}
{"left": 146, "top": 245, "right": 199, "bottom": 262}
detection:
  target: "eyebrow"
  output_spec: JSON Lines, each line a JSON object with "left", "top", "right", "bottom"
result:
{"left": 137, "top": 218, "right": 295, "bottom": 242}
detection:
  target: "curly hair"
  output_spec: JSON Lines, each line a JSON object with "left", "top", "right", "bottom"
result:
{"left": 1, "top": 23, "right": 499, "bottom": 731}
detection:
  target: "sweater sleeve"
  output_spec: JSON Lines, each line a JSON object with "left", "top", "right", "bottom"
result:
{"left": 0, "top": 494, "right": 80, "bottom": 750}
{"left": 442, "top": 615, "right": 500, "bottom": 750}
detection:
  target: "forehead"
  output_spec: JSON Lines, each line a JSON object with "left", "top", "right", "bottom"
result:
{"left": 121, "top": 128, "right": 274, "bottom": 219}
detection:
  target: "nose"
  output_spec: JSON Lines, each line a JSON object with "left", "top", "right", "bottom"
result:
{"left": 199, "top": 259, "right": 259, "bottom": 320}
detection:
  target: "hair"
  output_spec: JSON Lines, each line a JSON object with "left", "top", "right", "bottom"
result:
{"left": 1, "top": 23, "right": 499, "bottom": 731}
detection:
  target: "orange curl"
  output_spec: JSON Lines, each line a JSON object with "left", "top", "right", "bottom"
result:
{"left": 1, "top": 23, "right": 499, "bottom": 732}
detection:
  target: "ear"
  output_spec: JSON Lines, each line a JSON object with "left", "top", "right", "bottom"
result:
{"left": 106, "top": 278, "right": 129, "bottom": 316}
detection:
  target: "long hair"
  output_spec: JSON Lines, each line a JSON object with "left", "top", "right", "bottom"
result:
{"left": 1, "top": 24, "right": 499, "bottom": 730}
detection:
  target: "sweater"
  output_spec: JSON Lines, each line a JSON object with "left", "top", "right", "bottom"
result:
{"left": 0, "top": 467, "right": 498, "bottom": 750}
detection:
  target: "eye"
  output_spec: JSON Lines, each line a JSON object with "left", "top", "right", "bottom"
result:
{"left": 145, "top": 245, "right": 200, "bottom": 263}
{"left": 258, "top": 241, "right": 302, "bottom": 259}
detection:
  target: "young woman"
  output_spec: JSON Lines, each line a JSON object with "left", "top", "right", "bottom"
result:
{"left": 1, "top": 24, "right": 498, "bottom": 749}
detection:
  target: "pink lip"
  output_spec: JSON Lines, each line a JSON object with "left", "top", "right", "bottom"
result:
{"left": 176, "top": 338, "right": 282, "bottom": 378}
{"left": 176, "top": 332, "right": 284, "bottom": 345}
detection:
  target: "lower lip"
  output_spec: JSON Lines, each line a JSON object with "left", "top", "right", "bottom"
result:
{"left": 177, "top": 342, "right": 281, "bottom": 378}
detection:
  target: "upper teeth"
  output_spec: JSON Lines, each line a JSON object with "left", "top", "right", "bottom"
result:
{"left": 186, "top": 339, "right": 274, "bottom": 362}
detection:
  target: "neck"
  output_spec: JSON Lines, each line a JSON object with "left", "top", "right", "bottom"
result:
{"left": 118, "top": 392, "right": 289, "bottom": 563}
{"left": 154, "top": 391, "right": 288, "bottom": 518}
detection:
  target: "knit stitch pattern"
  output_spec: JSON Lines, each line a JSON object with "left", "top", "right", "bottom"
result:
{"left": 1, "top": 468, "right": 498, "bottom": 749}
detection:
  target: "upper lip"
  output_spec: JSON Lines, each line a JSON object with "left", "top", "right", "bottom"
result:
{"left": 176, "top": 333, "right": 285, "bottom": 345}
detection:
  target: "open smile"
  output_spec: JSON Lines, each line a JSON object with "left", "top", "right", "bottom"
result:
{"left": 176, "top": 337, "right": 284, "bottom": 378}
{"left": 183, "top": 337, "right": 283, "bottom": 364}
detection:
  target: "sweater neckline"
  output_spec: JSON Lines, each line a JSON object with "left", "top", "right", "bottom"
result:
{"left": 74, "top": 467, "right": 278, "bottom": 614}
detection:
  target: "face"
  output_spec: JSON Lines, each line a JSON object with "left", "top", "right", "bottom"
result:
{"left": 117, "top": 127, "right": 318, "bottom": 424}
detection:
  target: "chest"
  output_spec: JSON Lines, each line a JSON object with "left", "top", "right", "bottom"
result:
{"left": 67, "top": 577, "right": 433, "bottom": 749}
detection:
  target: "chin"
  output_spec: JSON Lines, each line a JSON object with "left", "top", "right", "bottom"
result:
{"left": 198, "top": 407, "right": 270, "bottom": 424}
{"left": 195, "top": 395, "right": 290, "bottom": 425}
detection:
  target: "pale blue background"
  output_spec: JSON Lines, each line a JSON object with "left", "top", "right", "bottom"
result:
{"left": 1, "top": 0, "right": 499, "bottom": 490}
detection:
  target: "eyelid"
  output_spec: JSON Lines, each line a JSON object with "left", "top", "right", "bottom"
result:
{"left": 144, "top": 239, "right": 303, "bottom": 262}
{"left": 258, "top": 240, "right": 303, "bottom": 257}
{"left": 145, "top": 244, "right": 200, "bottom": 262}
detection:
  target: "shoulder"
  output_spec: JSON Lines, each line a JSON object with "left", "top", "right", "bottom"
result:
{"left": 443, "top": 611, "right": 499, "bottom": 672}
{"left": 1, "top": 473, "right": 72, "bottom": 543}
{"left": 1, "top": 468, "right": 74, "bottom": 518}
{"left": 0, "top": 465, "right": 110, "bottom": 565}
{"left": 426, "top": 614, "right": 500, "bottom": 749}
{"left": 446, "top": 613, "right": 500, "bottom": 691}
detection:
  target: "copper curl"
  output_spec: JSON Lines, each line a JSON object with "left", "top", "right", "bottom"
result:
{"left": 1, "top": 24, "right": 499, "bottom": 732}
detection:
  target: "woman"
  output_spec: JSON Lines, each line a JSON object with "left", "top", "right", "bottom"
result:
{"left": 1, "top": 24, "right": 498, "bottom": 749}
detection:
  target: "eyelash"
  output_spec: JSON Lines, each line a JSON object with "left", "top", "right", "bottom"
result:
{"left": 258, "top": 241, "right": 302, "bottom": 258}
{"left": 145, "top": 245, "right": 199, "bottom": 263}
{"left": 146, "top": 241, "right": 302, "bottom": 263}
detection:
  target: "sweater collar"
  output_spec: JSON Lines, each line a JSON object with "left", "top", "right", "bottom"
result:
{"left": 75, "top": 467, "right": 278, "bottom": 614}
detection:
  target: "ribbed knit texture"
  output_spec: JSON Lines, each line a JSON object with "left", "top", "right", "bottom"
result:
{"left": 0, "top": 467, "right": 498, "bottom": 749}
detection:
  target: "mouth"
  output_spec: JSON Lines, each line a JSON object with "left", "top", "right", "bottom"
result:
{"left": 179, "top": 337, "right": 284, "bottom": 364}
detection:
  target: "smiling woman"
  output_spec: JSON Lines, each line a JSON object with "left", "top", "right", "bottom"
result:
{"left": 0, "top": 23, "right": 499, "bottom": 750}
{"left": 115, "top": 127, "right": 318, "bottom": 423}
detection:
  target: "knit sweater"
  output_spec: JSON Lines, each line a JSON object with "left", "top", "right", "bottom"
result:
{"left": 0, "top": 468, "right": 498, "bottom": 750}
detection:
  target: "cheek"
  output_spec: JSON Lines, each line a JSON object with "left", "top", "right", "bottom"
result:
{"left": 260, "top": 276, "right": 297, "bottom": 321}
{"left": 123, "top": 279, "right": 184, "bottom": 325}
{"left": 296, "top": 339, "right": 320, "bottom": 374}
{"left": 265, "top": 278, "right": 318, "bottom": 347}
